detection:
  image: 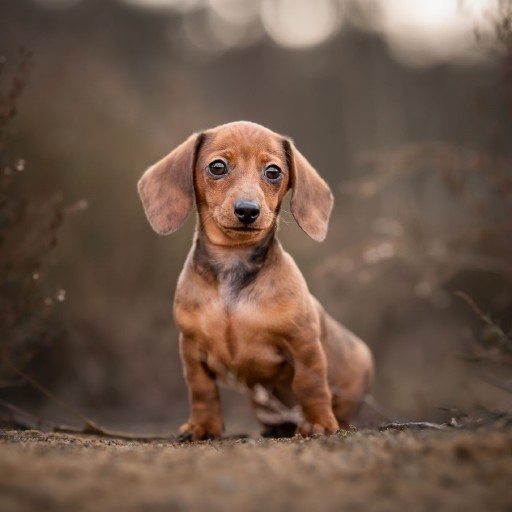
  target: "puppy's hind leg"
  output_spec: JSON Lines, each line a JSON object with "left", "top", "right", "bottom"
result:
{"left": 321, "top": 312, "right": 374, "bottom": 429}
{"left": 330, "top": 344, "right": 374, "bottom": 429}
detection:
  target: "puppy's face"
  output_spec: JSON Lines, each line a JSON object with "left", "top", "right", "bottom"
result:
{"left": 138, "top": 120, "right": 334, "bottom": 243}
{"left": 194, "top": 124, "right": 290, "bottom": 245}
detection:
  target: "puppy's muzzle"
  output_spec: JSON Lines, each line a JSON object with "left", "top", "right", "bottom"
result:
{"left": 234, "top": 199, "right": 260, "bottom": 225}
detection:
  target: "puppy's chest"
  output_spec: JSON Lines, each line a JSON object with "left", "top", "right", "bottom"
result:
{"left": 177, "top": 239, "right": 290, "bottom": 382}
{"left": 196, "top": 300, "right": 286, "bottom": 383}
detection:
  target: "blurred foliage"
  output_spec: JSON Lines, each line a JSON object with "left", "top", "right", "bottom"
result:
{"left": 0, "top": 47, "right": 75, "bottom": 381}
{"left": 320, "top": 141, "right": 512, "bottom": 299}
{"left": 495, "top": 0, "right": 512, "bottom": 49}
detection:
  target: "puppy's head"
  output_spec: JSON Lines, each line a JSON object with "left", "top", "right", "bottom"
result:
{"left": 138, "top": 121, "right": 333, "bottom": 243}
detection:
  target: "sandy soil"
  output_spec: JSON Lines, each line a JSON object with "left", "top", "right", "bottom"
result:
{"left": 1, "top": 421, "right": 512, "bottom": 512}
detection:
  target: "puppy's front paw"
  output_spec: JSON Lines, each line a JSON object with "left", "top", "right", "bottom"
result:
{"left": 296, "top": 417, "right": 339, "bottom": 437}
{"left": 178, "top": 419, "right": 223, "bottom": 441}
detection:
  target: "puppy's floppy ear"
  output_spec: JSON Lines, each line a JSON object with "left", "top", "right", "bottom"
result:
{"left": 283, "top": 139, "right": 334, "bottom": 242}
{"left": 138, "top": 133, "right": 204, "bottom": 235}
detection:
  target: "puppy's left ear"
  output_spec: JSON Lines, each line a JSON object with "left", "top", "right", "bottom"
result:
{"left": 138, "top": 133, "right": 204, "bottom": 235}
{"left": 284, "top": 139, "right": 334, "bottom": 242}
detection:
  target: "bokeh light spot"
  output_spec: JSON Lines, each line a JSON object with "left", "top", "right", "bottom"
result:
{"left": 260, "top": 0, "right": 342, "bottom": 49}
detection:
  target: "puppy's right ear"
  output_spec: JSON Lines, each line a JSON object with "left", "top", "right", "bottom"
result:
{"left": 138, "top": 133, "right": 204, "bottom": 235}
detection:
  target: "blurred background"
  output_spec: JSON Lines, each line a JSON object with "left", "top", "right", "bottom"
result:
{"left": 1, "top": 0, "right": 511, "bottom": 435}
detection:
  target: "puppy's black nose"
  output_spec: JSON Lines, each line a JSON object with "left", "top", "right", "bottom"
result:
{"left": 234, "top": 200, "right": 260, "bottom": 225}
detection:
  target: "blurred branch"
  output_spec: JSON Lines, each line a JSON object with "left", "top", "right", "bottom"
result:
{"left": 1, "top": 357, "right": 173, "bottom": 440}
{"left": 379, "top": 421, "right": 448, "bottom": 431}
{"left": 4, "top": 358, "right": 101, "bottom": 431}
{"left": 455, "top": 291, "right": 498, "bottom": 327}
{"left": 478, "top": 370, "right": 512, "bottom": 394}
{"left": 0, "top": 46, "right": 32, "bottom": 135}
{"left": 343, "top": 142, "right": 512, "bottom": 203}
{"left": 456, "top": 351, "right": 512, "bottom": 365}
{"left": 455, "top": 291, "right": 512, "bottom": 353}
{"left": 455, "top": 292, "right": 512, "bottom": 395}
{"left": 364, "top": 395, "right": 409, "bottom": 423}
{"left": 0, "top": 398, "right": 51, "bottom": 429}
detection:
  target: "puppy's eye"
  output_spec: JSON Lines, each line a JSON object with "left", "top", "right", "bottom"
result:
{"left": 264, "top": 165, "right": 283, "bottom": 183}
{"left": 208, "top": 160, "right": 228, "bottom": 178}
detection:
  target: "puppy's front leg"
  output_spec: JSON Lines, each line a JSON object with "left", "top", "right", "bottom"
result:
{"left": 287, "top": 337, "right": 339, "bottom": 436}
{"left": 178, "top": 334, "right": 224, "bottom": 441}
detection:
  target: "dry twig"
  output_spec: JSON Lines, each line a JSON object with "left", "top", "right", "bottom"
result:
{"left": 0, "top": 356, "right": 174, "bottom": 440}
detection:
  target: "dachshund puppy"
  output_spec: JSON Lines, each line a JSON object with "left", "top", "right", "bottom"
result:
{"left": 138, "top": 121, "right": 373, "bottom": 440}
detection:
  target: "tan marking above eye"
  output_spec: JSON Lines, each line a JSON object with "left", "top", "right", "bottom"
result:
{"left": 258, "top": 153, "right": 284, "bottom": 166}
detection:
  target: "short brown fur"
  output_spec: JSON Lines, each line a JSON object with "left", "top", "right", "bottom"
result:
{"left": 138, "top": 121, "right": 374, "bottom": 440}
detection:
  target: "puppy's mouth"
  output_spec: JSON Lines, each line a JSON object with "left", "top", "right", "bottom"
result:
{"left": 222, "top": 226, "right": 264, "bottom": 233}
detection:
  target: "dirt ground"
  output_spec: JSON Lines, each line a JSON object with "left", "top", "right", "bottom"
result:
{"left": 1, "top": 421, "right": 512, "bottom": 512}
